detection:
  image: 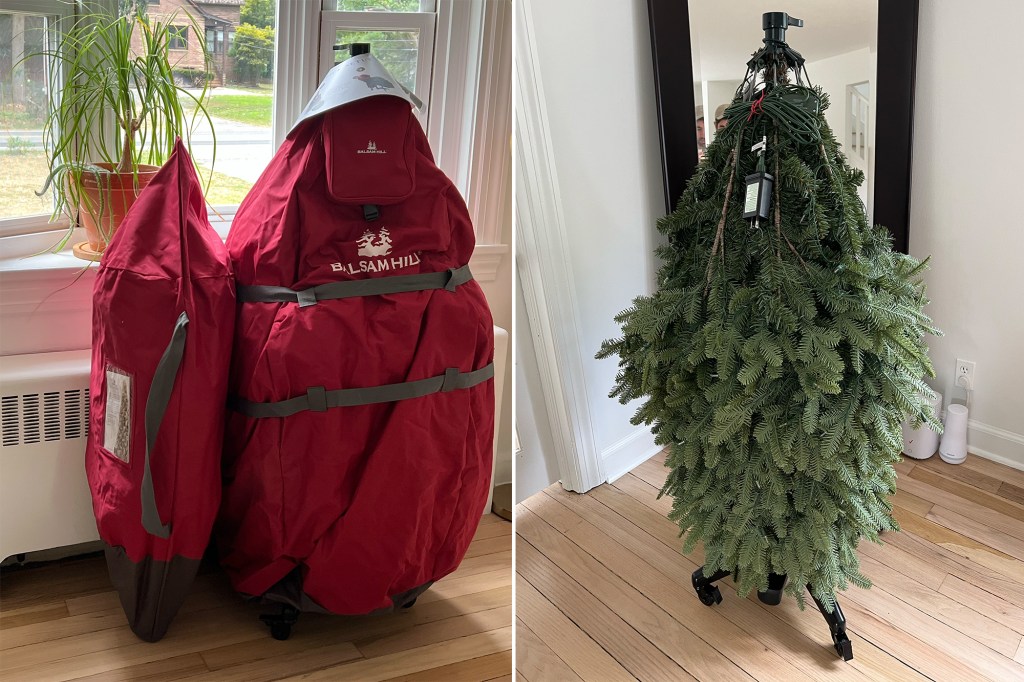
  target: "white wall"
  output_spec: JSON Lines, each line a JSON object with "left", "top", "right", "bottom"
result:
{"left": 806, "top": 47, "right": 875, "bottom": 148}
{"left": 515, "top": 0, "right": 664, "bottom": 502}
{"left": 910, "top": 0, "right": 1024, "bottom": 468}
{"left": 806, "top": 47, "right": 877, "bottom": 215}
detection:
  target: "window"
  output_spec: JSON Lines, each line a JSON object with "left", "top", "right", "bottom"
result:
{"left": 319, "top": 2, "right": 436, "bottom": 140}
{"left": 168, "top": 25, "right": 188, "bottom": 50}
{"left": 328, "top": 1, "right": 425, "bottom": 10}
{"left": 0, "top": 9, "right": 59, "bottom": 223}
{"left": 0, "top": 0, "right": 506, "bottom": 372}
{"left": 846, "top": 82, "right": 869, "bottom": 162}
{"left": 193, "top": 2, "right": 279, "bottom": 218}
{"left": 1, "top": 0, "right": 507, "bottom": 249}
{"left": 205, "top": 25, "right": 226, "bottom": 54}
{"left": 322, "top": 0, "right": 436, "bottom": 104}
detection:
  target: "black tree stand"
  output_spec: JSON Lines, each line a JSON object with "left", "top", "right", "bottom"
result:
{"left": 260, "top": 605, "right": 300, "bottom": 641}
{"left": 691, "top": 566, "right": 853, "bottom": 661}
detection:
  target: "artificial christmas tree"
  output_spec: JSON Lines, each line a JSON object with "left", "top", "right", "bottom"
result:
{"left": 598, "top": 13, "right": 940, "bottom": 660}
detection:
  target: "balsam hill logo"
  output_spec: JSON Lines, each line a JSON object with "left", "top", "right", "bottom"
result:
{"left": 358, "top": 140, "right": 387, "bottom": 154}
{"left": 331, "top": 227, "right": 422, "bottom": 274}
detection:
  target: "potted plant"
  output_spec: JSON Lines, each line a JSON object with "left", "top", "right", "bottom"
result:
{"left": 32, "top": 1, "right": 215, "bottom": 260}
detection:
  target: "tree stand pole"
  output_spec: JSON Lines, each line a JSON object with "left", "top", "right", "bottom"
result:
{"left": 808, "top": 586, "right": 853, "bottom": 661}
{"left": 691, "top": 565, "right": 854, "bottom": 660}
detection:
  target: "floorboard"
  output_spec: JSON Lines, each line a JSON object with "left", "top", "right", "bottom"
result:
{"left": 0, "top": 515, "right": 512, "bottom": 681}
{"left": 518, "top": 453, "right": 1024, "bottom": 681}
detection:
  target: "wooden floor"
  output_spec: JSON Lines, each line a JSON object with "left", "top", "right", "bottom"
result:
{"left": 0, "top": 515, "right": 511, "bottom": 681}
{"left": 516, "top": 452, "right": 1024, "bottom": 681}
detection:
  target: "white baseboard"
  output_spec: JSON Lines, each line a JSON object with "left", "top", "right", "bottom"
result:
{"left": 596, "top": 421, "right": 1023, "bottom": 486}
{"left": 602, "top": 428, "right": 662, "bottom": 484}
{"left": 968, "top": 419, "right": 1024, "bottom": 472}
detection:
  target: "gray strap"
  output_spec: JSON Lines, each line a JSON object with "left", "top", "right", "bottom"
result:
{"left": 141, "top": 311, "right": 189, "bottom": 539}
{"left": 237, "top": 265, "right": 473, "bottom": 307}
{"left": 229, "top": 363, "right": 494, "bottom": 419}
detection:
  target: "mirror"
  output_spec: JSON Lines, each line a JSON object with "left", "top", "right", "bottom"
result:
{"left": 688, "top": 1, "right": 878, "bottom": 223}
{"left": 643, "top": 0, "right": 917, "bottom": 251}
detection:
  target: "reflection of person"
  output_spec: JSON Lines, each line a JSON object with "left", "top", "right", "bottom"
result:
{"left": 695, "top": 104, "right": 706, "bottom": 158}
{"left": 715, "top": 103, "right": 728, "bottom": 131}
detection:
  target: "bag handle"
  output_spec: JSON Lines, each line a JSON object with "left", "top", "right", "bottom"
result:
{"left": 140, "top": 310, "right": 189, "bottom": 538}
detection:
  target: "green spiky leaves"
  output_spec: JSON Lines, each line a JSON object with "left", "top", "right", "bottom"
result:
{"left": 599, "top": 85, "right": 941, "bottom": 608}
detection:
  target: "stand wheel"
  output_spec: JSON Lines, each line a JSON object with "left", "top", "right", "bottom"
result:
{"left": 402, "top": 597, "right": 417, "bottom": 609}
{"left": 696, "top": 585, "right": 722, "bottom": 606}
{"left": 260, "top": 605, "right": 299, "bottom": 641}
{"left": 833, "top": 632, "right": 853, "bottom": 661}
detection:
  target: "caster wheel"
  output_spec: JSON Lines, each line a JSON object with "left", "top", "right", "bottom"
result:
{"left": 402, "top": 597, "right": 417, "bottom": 609}
{"left": 833, "top": 633, "right": 853, "bottom": 661}
{"left": 696, "top": 585, "right": 722, "bottom": 606}
{"left": 270, "top": 622, "right": 292, "bottom": 641}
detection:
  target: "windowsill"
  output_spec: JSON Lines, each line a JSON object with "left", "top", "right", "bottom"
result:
{"left": 0, "top": 229, "right": 99, "bottom": 277}
{"left": 0, "top": 232, "right": 509, "bottom": 279}
{"left": 0, "top": 226, "right": 508, "bottom": 300}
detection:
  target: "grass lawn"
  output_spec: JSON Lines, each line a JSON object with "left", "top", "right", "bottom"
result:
{"left": 0, "top": 105, "right": 46, "bottom": 130}
{"left": 225, "top": 84, "right": 273, "bottom": 94}
{"left": 191, "top": 92, "right": 273, "bottom": 127}
{"left": 197, "top": 164, "right": 253, "bottom": 206}
{"left": 0, "top": 151, "right": 253, "bottom": 220}
{"left": 0, "top": 152, "right": 54, "bottom": 219}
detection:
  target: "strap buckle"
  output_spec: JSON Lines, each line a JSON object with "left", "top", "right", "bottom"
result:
{"left": 440, "top": 368, "right": 460, "bottom": 392}
{"left": 307, "top": 386, "right": 328, "bottom": 412}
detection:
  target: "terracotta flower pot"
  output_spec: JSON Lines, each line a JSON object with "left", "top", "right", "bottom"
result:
{"left": 73, "top": 163, "right": 160, "bottom": 261}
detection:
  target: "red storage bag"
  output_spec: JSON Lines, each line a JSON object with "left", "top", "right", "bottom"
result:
{"left": 218, "top": 55, "right": 495, "bottom": 619}
{"left": 85, "top": 142, "right": 235, "bottom": 641}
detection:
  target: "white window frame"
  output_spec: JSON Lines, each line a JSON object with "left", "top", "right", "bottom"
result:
{"left": 0, "top": 0, "right": 73, "bottom": 239}
{"left": 317, "top": 11, "right": 436, "bottom": 129}
{"left": 275, "top": 0, "right": 510, "bottom": 265}
{"left": 0, "top": 0, "right": 509, "bottom": 351}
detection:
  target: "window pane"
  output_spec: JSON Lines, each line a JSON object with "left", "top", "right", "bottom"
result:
{"left": 335, "top": 29, "right": 419, "bottom": 94}
{"left": 169, "top": 25, "right": 188, "bottom": 49}
{"left": 0, "top": 12, "right": 55, "bottom": 220}
{"left": 175, "top": 1, "right": 278, "bottom": 209}
{"left": 328, "top": 1, "right": 429, "bottom": 11}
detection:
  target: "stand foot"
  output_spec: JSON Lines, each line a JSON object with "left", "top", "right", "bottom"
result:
{"left": 808, "top": 585, "right": 853, "bottom": 661}
{"left": 260, "top": 605, "right": 299, "bottom": 640}
{"left": 757, "top": 573, "right": 788, "bottom": 606}
{"left": 692, "top": 566, "right": 730, "bottom": 606}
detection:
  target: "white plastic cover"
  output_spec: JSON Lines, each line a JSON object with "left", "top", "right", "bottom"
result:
{"left": 291, "top": 53, "right": 420, "bottom": 133}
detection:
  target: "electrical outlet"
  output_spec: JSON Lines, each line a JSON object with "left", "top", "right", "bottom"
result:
{"left": 955, "top": 359, "right": 976, "bottom": 390}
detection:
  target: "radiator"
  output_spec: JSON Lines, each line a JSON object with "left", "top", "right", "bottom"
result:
{"left": 0, "top": 350, "right": 97, "bottom": 562}
{"left": 1, "top": 327, "right": 510, "bottom": 562}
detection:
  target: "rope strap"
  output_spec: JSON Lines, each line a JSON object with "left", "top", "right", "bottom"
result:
{"left": 228, "top": 363, "right": 494, "bottom": 419}
{"left": 237, "top": 265, "right": 473, "bottom": 307}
